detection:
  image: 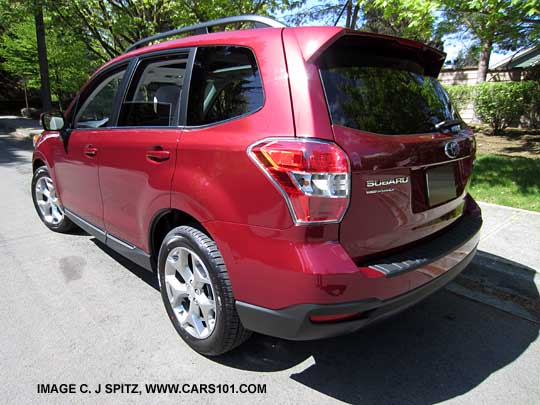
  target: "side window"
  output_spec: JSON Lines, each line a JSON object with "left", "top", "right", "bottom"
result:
{"left": 187, "top": 46, "right": 264, "bottom": 126}
{"left": 118, "top": 53, "right": 188, "bottom": 127}
{"left": 74, "top": 69, "right": 125, "bottom": 129}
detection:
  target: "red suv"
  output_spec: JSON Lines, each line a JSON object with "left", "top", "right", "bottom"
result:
{"left": 32, "top": 15, "right": 482, "bottom": 355}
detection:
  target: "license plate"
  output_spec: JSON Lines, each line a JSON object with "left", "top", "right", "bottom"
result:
{"left": 426, "top": 164, "right": 457, "bottom": 207}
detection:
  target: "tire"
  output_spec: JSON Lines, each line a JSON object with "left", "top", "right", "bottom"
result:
{"left": 31, "top": 166, "right": 76, "bottom": 233}
{"left": 158, "top": 226, "right": 251, "bottom": 356}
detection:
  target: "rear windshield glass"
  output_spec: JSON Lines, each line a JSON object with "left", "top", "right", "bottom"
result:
{"left": 320, "top": 65, "right": 460, "bottom": 135}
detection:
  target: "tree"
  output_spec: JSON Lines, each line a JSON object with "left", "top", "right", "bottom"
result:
{"left": 359, "top": 0, "right": 440, "bottom": 45}
{"left": 287, "top": 1, "right": 441, "bottom": 45}
{"left": 453, "top": 44, "right": 480, "bottom": 68}
{"left": 1, "top": 15, "right": 95, "bottom": 108}
{"left": 48, "top": 0, "right": 301, "bottom": 62}
{"left": 34, "top": 1, "right": 52, "bottom": 111}
{"left": 2, "top": 0, "right": 299, "bottom": 110}
{"left": 440, "top": 0, "right": 540, "bottom": 82}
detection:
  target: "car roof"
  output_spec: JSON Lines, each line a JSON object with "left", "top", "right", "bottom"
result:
{"left": 98, "top": 25, "right": 443, "bottom": 73}
{"left": 97, "top": 26, "right": 329, "bottom": 72}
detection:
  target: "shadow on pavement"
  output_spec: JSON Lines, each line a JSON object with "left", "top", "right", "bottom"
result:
{"left": 91, "top": 238, "right": 159, "bottom": 291}
{"left": 215, "top": 290, "right": 538, "bottom": 403}
{"left": 212, "top": 257, "right": 539, "bottom": 403}
{"left": 454, "top": 250, "right": 540, "bottom": 323}
{"left": 0, "top": 132, "right": 33, "bottom": 166}
{"left": 0, "top": 115, "right": 40, "bottom": 130}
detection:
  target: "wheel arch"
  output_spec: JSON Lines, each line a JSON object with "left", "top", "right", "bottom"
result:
{"left": 32, "top": 158, "right": 46, "bottom": 172}
{"left": 148, "top": 208, "right": 212, "bottom": 265}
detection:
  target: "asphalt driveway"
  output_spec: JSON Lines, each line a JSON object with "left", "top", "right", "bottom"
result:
{"left": 1, "top": 127, "right": 539, "bottom": 404}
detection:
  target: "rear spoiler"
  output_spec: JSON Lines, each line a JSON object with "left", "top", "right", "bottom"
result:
{"left": 287, "top": 27, "right": 446, "bottom": 77}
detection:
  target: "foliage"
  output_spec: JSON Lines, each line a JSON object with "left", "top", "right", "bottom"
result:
{"left": 359, "top": 0, "right": 439, "bottom": 44}
{"left": 453, "top": 45, "right": 479, "bottom": 68}
{"left": 470, "top": 154, "right": 540, "bottom": 212}
{"left": 441, "top": 0, "right": 539, "bottom": 50}
{"left": 0, "top": 15, "right": 95, "bottom": 105}
{"left": 284, "top": 1, "right": 344, "bottom": 27}
{"left": 288, "top": 0, "right": 441, "bottom": 45}
{"left": 440, "top": 0, "right": 540, "bottom": 81}
{"left": 445, "top": 81, "right": 540, "bottom": 131}
{"left": 474, "top": 82, "right": 527, "bottom": 134}
{"left": 520, "top": 81, "right": 540, "bottom": 129}
{"left": 444, "top": 84, "right": 474, "bottom": 112}
{"left": 0, "top": 0, "right": 300, "bottom": 109}
{"left": 48, "top": 0, "right": 301, "bottom": 62}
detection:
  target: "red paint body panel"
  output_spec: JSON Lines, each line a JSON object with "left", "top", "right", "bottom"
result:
{"left": 281, "top": 29, "right": 334, "bottom": 140}
{"left": 48, "top": 129, "right": 105, "bottom": 228}
{"left": 333, "top": 125, "right": 476, "bottom": 260}
{"left": 173, "top": 122, "right": 294, "bottom": 229}
{"left": 95, "top": 128, "right": 180, "bottom": 250}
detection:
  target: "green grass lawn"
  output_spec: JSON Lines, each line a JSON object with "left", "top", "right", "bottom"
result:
{"left": 470, "top": 154, "right": 540, "bottom": 212}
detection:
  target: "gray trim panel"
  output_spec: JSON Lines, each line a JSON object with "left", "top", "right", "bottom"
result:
{"left": 64, "top": 208, "right": 153, "bottom": 271}
{"left": 64, "top": 208, "right": 106, "bottom": 243}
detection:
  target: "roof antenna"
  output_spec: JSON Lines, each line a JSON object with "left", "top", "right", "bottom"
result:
{"left": 334, "top": 0, "right": 351, "bottom": 26}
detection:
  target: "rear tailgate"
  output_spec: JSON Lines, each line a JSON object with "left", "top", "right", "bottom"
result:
{"left": 334, "top": 126, "right": 474, "bottom": 261}
{"left": 315, "top": 32, "right": 476, "bottom": 263}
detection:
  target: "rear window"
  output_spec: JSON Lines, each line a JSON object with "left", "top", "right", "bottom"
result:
{"left": 187, "top": 46, "right": 264, "bottom": 126}
{"left": 320, "top": 58, "right": 460, "bottom": 135}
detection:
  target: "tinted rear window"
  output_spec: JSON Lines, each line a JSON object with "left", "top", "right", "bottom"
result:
{"left": 320, "top": 64, "right": 460, "bottom": 135}
{"left": 187, "top": 46, "right": 263, "bottom": 126}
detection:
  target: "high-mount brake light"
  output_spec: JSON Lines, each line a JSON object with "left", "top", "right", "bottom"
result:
{"left": 248, "top": 138, "right": 351, "bottom": 224}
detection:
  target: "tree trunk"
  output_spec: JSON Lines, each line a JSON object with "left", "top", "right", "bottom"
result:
{"left": 22, "top": 79, "right": 29, "bottom": 111}
{"left": 34, "top": 1, "right": 53, "bottom": 112}
{"left": 345, "top": 1, "right": 352, "bottom": 28}
{"left": 477, "top": 37, "right": 493, "bottom": 83}
{"left": 350, "top": 5, "right": 360, "bottom": 30}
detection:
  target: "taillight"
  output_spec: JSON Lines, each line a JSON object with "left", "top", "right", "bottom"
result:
{"left": 248, "top": 138, "right": 350, "bottom": 224}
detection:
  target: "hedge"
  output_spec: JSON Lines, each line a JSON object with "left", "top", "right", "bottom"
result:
{"left": 445, "top": 84, "right": 474, "bottom": 112}
{"left": 444, "top": 81, "right": 540, "bottom": 134}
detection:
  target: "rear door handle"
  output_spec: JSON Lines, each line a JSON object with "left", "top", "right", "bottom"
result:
{"left": 146, "top": 148, "right": 170, "bottom": 162}
{"left": 84, "top": 145, "right": 98, "bottom": 157}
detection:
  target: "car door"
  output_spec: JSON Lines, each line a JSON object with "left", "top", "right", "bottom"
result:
{"left": 96, "top": 51, "right": 190, "bottom": 251}
{"left": 53, "top": 64, "right": 128, "bottom": 231}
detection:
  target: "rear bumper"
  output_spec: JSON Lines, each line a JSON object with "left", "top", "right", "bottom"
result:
{"left": 236, "top": 246, "right": 476, "bottom": 340}
{"left": 206, "top": 195, "right": 481, "bottom": 337}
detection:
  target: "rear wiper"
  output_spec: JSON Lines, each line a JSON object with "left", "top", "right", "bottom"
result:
{"left": 434, "top": 119, "right": 464, "bottom": 132}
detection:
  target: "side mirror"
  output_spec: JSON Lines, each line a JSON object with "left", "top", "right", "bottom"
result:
{"left": 41, "top": 112, "right": 66, "bottom": 131}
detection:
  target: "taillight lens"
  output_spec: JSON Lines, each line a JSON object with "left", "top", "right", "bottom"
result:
{"left": 248, "top": 138, "right": 350, "bottom": 224}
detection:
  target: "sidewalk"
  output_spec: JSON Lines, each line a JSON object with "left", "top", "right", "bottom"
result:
{"left": 478, "top": 202, "right": 540, "bottom": 272}
{"left": 449, "top": 202, "right": 540, "bottom": 323}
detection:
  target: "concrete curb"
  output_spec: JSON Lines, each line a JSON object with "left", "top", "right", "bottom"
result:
{"left": 474, "top": 250, "right": 540, "bottom": 287}
{"left": 479, "top": 201, "right": 540, "bottom": 216}
{"left": 448, "top": 251, "right": 540, "bottom": 323}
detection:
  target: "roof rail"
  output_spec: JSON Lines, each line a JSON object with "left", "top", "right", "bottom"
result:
{"left": 124, "top": 14, "right": 287, "bottom": 53}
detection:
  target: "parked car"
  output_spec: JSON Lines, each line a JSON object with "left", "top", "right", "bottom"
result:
{"left": 32, "top": 15, "right": 482, "bottom": 355}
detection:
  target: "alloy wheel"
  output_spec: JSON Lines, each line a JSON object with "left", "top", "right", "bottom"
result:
{"left": 164, "top": 247, "right": 217, "bottom": 339}
{"left": 34, "top": 175, "right": 64, "bottom": 225}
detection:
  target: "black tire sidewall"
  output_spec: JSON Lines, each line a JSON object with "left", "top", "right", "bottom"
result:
{"left": 158, "top": 228, "right": 230, "bottom": 356}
